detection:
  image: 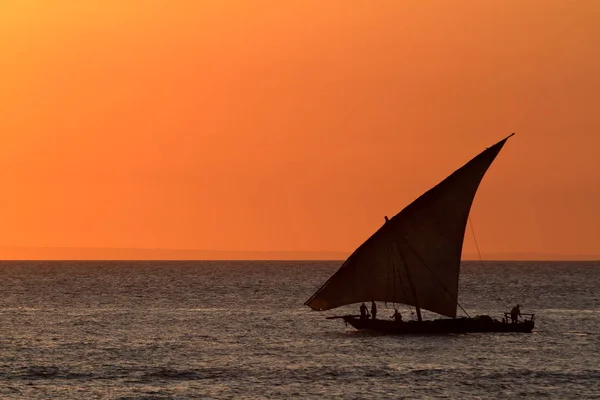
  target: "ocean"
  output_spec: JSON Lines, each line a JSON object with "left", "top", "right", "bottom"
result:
{"left": 0, "top": 261, "right": 598, "bottom": 399}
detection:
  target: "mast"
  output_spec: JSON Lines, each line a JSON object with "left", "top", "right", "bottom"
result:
{"left": 406, "top": 274, "right": 422, "bottom": 322}
{"left": 415, "top": 306, "right": 422, "bottom": 322}
{"left": 398, "top": 241, "right": 422, "bottom": 321}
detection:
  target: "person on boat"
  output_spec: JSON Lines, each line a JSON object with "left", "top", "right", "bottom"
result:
{"left": 371, "top": 301, "right": 377, "bottom": 320}
{"left": 510, "top": 304, "right": 521, "bottom": 323}
{"left": 391, "top": 309, "right": 402, "bottom": 322}
{"left": 360, "top": 303, "right": 368, "bottom": 320}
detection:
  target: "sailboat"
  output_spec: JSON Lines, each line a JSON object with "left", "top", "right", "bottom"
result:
{"left": 305, "top": 133, "right": 534, "bottom": 334}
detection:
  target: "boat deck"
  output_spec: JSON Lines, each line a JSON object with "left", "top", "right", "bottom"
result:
{"left": 332, "top": 314, "right": 535, "bottom": 334}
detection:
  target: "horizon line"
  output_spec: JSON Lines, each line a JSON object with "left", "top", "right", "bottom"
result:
{"left": 0, "top": 245, "right": 599, "bottom": 261}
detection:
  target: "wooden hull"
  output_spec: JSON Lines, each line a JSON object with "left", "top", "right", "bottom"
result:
{"left": 340, "top": 315, "right": 534, "bottom": 334}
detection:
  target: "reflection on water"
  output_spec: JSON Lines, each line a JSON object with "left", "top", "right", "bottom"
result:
{"left": 0, "top": 260, "right": 598, "bottom": 399}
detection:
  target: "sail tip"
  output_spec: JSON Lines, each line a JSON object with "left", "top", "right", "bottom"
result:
{"left": 304, "top": 299, "right": 317, "bottom": 310}
{"left": 493, "top": 132, "right": 515, "bottom": 147}
{"left": 305, "top": 297, "right": 329, "bottom": 311}
{"left": 500, "top": 133, "right": 515, "bottom": 142}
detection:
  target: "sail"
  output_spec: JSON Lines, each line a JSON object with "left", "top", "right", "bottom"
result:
{"left": 305, "top": 134, "right": 513, "bottom": 318}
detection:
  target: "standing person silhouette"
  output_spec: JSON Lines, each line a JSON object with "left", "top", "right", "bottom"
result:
{"left": 510, "top": 304, "right": 521, "bottom": 323}
{"left": 371, "top": 301, "right": 377, "bottom": 320}
{"left": 359, "top": 303, "right": 368, "bottom": 320}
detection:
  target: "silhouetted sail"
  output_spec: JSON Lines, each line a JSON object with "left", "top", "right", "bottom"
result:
{"left": 305, "top": 134, "right": 513, "bottom": 318}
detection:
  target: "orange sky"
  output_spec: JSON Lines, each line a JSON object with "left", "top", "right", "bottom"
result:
{"left": 0, "top": 1, "right": 599, "bottom": 258}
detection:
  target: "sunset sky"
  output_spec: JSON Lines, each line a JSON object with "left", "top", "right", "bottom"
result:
{"left": 0, "top": 1, "right": 599, "bottom": 259}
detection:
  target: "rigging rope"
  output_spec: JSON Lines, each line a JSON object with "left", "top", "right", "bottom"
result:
{"left": 399, "top": 234, "right": 471, "bottom": 319}
{"left": 469, "top": 216, "right": 484, "bottom": 266}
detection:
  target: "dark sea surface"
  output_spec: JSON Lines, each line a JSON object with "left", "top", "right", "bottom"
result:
{"left": 0, "top": 261, "right": 598, "bottom": 399}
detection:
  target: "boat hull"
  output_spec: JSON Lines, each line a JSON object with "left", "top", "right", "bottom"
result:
{"left": 340, "top": 315, "right": 534, "bottom": 334}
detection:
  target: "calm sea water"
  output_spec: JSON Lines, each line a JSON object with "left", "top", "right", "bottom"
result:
{"left": 0, "top": 261, "right": 598, "bottom": 399}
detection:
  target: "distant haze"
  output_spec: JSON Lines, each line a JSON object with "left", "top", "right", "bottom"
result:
{"left": 0, "top": 247, "right": 598, "bottom": 262}
{"left": 1, "top": 2, "right": 599, "bottom": 260}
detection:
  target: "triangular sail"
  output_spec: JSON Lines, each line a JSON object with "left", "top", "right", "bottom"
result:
{"left": 305, "top": 134, "right": 513, "bottom": 318}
